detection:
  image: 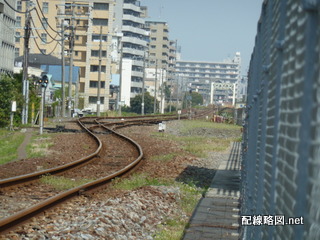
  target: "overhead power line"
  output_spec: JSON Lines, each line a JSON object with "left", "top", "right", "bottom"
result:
{"left": 30, "top": 16, "right": 62, "bottom": 44}
{"left": 31, "top": 29, "right": 60, "bottom": 56}
{"left": 35, "top": 0, "right": 62, "bottom": 36}
{"left": 3, "top": 0, "right": 35, "bottom": 14}
{"left": 34, "top": 8, "right": 62, "bottom": 42}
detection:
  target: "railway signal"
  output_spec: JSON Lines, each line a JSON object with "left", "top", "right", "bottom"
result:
{"left": 38, "top": 75, "right": 49, "bottom": 88}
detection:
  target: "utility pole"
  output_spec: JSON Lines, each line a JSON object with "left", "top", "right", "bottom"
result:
{"left": 22, "top": 2, "right": 31, "bottom": 124}
{"left": 141, "top": 49, "right": 146, "bottom": 115}
{"left": 154, "top": 60, "right": 158, "bottom": 114}
{"left": 61, "top": 19, "right": 66, "bottom": 117}
{"left": 160, "top": 68, "right": 164, "bottom": 114}
{"left": 118, "top": 40, "right": 123, "bottom": 116}
{"left": 97, "top": 25, "right": 103, "bottom": 117}
{"left": 57, "top": 2, "right": 90, "bottom": 116}
{"left": 68, "top": 3, "right": 75, "bottom": 118}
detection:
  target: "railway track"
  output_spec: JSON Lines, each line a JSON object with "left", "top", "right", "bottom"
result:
{"left": 0, "top": 116, "right": 159, "bottom": 234}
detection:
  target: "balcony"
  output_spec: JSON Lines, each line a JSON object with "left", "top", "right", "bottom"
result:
{"left": 123, "top": 3, "right": 142, "bottom": 13}
{"left": 122, "top": 25, "right": 147, "bottom": 36}
{"left": 131, "top": 70, "right": 143, "bottom": 78}
{"left": 131, "top": 81, "right": 142, "bottom": 88}
{"left": 132, "top": 59, "right": 144, "bottom": 67}
{"left": 122, "top": 36, "right": 147, "bottom": 47}
{"left": 122, "top": 47, "right": 144, "bottom": 57}
{"left": 123, "top": 14, "right": 144, "bottom": 25}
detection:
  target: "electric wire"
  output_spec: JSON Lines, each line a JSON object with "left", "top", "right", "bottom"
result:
{"left": 35, "top": 0, "right": 62, "bottom": 36}
{"left": 34, "top": 8, "right": 63, "bottom": 43}
{"left": 30, "top": 16, "right": 62, "bottom": 44}
{"left": 31, "top": 28, "right": 60, "bottom": 56}
{"left": 3, "top": 0, "right": 35, "bottom": 14}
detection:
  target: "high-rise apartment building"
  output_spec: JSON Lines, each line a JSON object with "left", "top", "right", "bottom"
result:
{"left": 141, "top": 19, "right": 177, "bottom": 113}
{"left": 15, "top": 0, "right": 114, "bottom": 113}
{"left": 0, "top": 0, "right": 15, "bottom": 74}
{"left": 175, "top": 53, "right": 241, "bottom": 105}
{"left": 113, "top": 0, "right": 148, "bottom": 106}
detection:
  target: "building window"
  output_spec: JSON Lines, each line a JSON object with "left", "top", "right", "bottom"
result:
{"left": 16, "top": 16, "right": 21, "bottom": 27}
{"left": 93, "top": 3, "right": 109, "bottom": 10}
{"left": 15, "top": 32, "right": 20, "bottom": 43}
{"left": 89, "top": 81, "right": 105, "bottom": 88}
{"left": 41, "top": 33, "right": 47, "bottom": 44}
{"left": 92, "top": 34, "right": 107, "bottom": 42}
{"left": 91, "top": 50, "right": 107, "bottom": 57}
{"left": 42, "top": 2, "right": 49, "bottom": 14}
{"left": 92, "top": 18, "right": 108, "bottom": 26}
{"left": 15, "top": 48, "right": 20, "bottom": 58}
{"left": 17, "top": 1, "right": 22, "bottom": 11}
{"left": 89, "top": 96, "right": 104, "bottom": 104}
{"left": 90, "top": 65, "right": 106, "bottom": 72}
{"left": 42, "top": 18, "right": 48, "bottom": 29}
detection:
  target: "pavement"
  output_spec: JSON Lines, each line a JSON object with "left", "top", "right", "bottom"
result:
{"left": 182, "top": 141, "right": 241, "bottom": 240}
{"left": 17, "top": 128, "right": 34, "bottom": 160}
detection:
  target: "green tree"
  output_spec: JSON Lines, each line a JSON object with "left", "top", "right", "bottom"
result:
{"left": 182, "top": 91, "right": 203, "bottom": 109}
{"left": 0, "top": 73, "right": 41, "bottom": 127}
{"left": 191, "top": 92, "right": 203, "bottom": 106}
{"left": 130, "top": 92, "right": 156, "bottom": 114}
{"left": 0, "top": 74, "right": 23, "bottom": 127}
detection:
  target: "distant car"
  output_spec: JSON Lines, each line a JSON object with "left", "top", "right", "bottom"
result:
{"left": 73, "top": 108, "right": 83, "bottom": 117}
{"left": 81, "top": 108, "right": 93, "bottom": 116}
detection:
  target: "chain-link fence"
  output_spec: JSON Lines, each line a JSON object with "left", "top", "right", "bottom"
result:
{"left": 241, "top": 0, "right": 320, "bottom": 239}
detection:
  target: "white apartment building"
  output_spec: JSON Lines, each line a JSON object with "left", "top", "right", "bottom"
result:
{"left": 114, "top": 0, "right": 148, "bottom": 106}
{"left": 175, "top": 53, "right": 242, "bottom": 105}
{"left": 0, "top": 0, "right": 15, "bottom": 74}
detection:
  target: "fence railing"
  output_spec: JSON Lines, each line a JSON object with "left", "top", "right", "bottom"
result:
{"left": 241, "top": 1, "right": 320, "bottom": 239}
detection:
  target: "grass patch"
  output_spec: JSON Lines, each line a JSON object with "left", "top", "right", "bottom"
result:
{"left": 27, "top": 134, "right": 53, "bottom": 158}
{"left": 151, "top": 153, "right": 178, "bottom": 162}
{"left": 40, "top": 175, "right": 94, "bottom": 190}
{"left": 154, "top": 218, "right": 186, "bottom": 240}
{"left": 154, "top": 181, "right": 203, "bottom": 240}
{"left": 112, "top": 173, "right": 203, "bottom": 240}
{"left": 112, "top": 173, "right": 171, "bottom": 191}
{"left": 0, "top": 129, "right": 25, "bottom": 164}
{"left": 180, "top": 119, "right": 241, "bottom": 133}
{"left": 152, "top": 133, "right": 232, "bottom": 158}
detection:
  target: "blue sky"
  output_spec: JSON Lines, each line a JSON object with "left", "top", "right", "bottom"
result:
{"left": 140, "top": 0, "right": 263, "bottom": 74}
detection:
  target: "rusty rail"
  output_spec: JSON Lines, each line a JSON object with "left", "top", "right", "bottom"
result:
{"left": 0, "top": 118, "right": 143, "bottom": 234}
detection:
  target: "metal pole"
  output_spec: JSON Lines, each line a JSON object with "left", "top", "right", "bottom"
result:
{"left": 118, "top": 40, "right": 123, "bottom": 116}
{"left": 141, "top": 50, "right": 146, "bottom": 115}
{"left": 39, "top": 87, "right": 45, "bottom": 135}
{"left": 68, "top": 3, "right": 75, "bottom": 118}
{"left": 176, "top": 74, "right": 180, "bottom": 109}
{"left": 22, "top": 3, "right": 31, "bottom": 124}
{"left": 154, "top": 60, "right": 158, "bottom": 114}
{"left": 61, "top": 20, "right": 66, "bottom": 117}
{"left": 97, "top": 26, "right": 103, "bottom": 116}
{"left": 160, "top": 68, "right": 164, "bottom": 114}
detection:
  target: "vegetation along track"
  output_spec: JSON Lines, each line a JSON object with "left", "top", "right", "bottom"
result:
{"left": 0, "top": 116, "right": 151, "bottom": 234}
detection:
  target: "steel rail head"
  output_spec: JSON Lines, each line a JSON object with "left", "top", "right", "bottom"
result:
{"left": 0, "top": 119, "right": 103, "bottom": 188}
{"left": 0, "top": 118, "right": 144, "bottom": 235}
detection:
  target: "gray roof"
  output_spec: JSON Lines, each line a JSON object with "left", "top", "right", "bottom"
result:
{"left": 15, "top": 54, "right": 68, "bottom": 68}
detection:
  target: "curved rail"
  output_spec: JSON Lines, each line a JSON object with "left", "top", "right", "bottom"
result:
{"left": 0, "top": 120, "right": 102, "bottom": 188}
{"left": 0, "top": 119, "right": 144, "bottom": 234}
